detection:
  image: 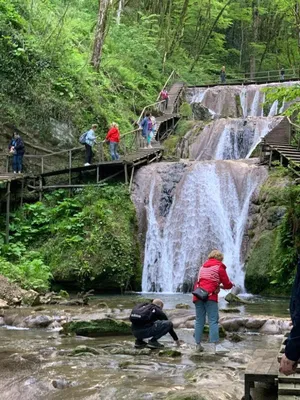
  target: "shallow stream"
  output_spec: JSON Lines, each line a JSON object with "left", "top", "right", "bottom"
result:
{"left": 0, "top": 294, "right": 289, "bottom": 400}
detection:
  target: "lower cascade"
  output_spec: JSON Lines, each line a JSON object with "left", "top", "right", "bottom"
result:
{"left": 133, "top": 160, "right": 268, "bottom": 293}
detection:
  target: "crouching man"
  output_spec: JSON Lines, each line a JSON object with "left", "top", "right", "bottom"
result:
{"left": 130, "top": 298, "right": 180, "bottom": 349}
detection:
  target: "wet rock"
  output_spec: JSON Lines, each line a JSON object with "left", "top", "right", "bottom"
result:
{"left": 34, "top": 306, "right": 46, "bottom": 312}
{"left": 62, "top": 318, "right": 132, "bottom": 337}
{"left": 0, "top": 317, "right": 5, "bottom": 326}
{"left": 225, "top": 293, "right": 252, "bottom": 304}
{"left": 97, "top": 302, "right": 109, "bottom": 308}
{"left": 23, "top": 315, "right": 53, "bottom": 328}
{"left": 219, "top": 308, "right": 241, "bottom": 313}
{"left": 230, "top": 285, "right": 243, "bottom": 296}
{"left": 72, "top": 345, "right": 100, "bottom": 356}
{"left": 175, "top": 303, "right": 190, "bottom": 309}
{"left": 203, "top": 325, "right": 226, "bottom": 338}
{"left": 48, "top": 321, "right": 62, "bottom": 330}
{"left": 158, "top": 349, "right": 182, "bottom": 358}
{"left": 228, "top": 333, "right": 244, "bottom": 342}
{"left": 0, "top": 299, "right": 9, "bottom": 309}
{"left": 110, "top": 347, "right": 151, "bottom": 356}
{"left": 166, "top": 391, "right": 207, "bottom": 400}
{"left": 21, "top": 289, "right": 41, "bottom": 306}
{"left": 259, "top": 319, "right": 290, "bottom": 334}
{"left": 191, "top": 103, "right": 212, "bottom": 121}
{"left": 52, "top": 378, "right": 75, "bottom": 389}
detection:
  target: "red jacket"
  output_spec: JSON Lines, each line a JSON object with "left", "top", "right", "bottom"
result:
{"left": 106, "top": 127, "right": 120, "bottom": 143}
{"left": 193, "top": 258, "right": 233, "bottom": 303}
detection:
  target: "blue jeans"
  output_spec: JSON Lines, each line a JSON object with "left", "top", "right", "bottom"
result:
{"left": 109, "top": 142, "right": 119, "bottom": 160}
{"left": 194, "top": 300, "right": 219, "bottom": 344}
{"left": 13, "top": 154, "right": 23, "bottom": 173}
{"left": 132, "top": 320, "right": 173, "bottom": 341}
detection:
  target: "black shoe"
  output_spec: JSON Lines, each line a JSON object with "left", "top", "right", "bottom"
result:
{"left": 134, "top": 339, "right": 147, "bottom": 349}
{"left": 147, "top": 339, "right": 164, "bottom": 349}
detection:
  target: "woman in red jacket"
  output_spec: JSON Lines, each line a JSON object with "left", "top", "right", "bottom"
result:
{"left": 193, "top": 250, "right": 234, "bottom": 354}
{"left": 106, "top": 123, "right": 120, "bottom": 160}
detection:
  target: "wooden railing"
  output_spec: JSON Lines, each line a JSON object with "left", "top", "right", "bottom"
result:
{"left": 288, "top": 117, "right": 300, "bottom": 149}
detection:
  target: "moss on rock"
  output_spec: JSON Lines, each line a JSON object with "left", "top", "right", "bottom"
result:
{"left": 158, "top": 349, "right": 182, "bottom": 358}
{"left": 245, "top": 229, "right": 278, "bottom": 294}
{"left": 166, "top": 391, "right": 207, "bottom": 400}
{"left": 62, "top": 318, "right": 132, "bottom": 337}
{"left": 203, "top": 324, "right": 226, "bottom": 338}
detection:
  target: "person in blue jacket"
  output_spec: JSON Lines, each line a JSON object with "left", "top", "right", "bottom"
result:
{"left": 280, "top": 257, "right": 300, "bottom": 375}
{"left": 140, "top": 112, "right": 152, "bottom": 149}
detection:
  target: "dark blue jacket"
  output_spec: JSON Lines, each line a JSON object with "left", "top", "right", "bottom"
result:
{"left": 14, "top": 137, "right": 25, "bottom": 155}
{"left": 285, "top": 257, "right": 300, "bottom": 362}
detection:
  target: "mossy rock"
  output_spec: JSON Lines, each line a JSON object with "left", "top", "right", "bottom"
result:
{"left": 110, "top": 347, "right": 151, "bottom": 356}
{"left": 72, "top": 345, "right": 100, "bottom": 356}
{"left": 224, "top": 293, "right": 252, "bottom": 304}
{"left": 158, "top": 349, "right": 182, "bottom": 358}
{"left": 175, "top": 303, "right": 190, "bottom": 309}
{"left": 166, "top": 391, "right": 207, "bottom": 400}
{"left": 219, "top": 308, "right": 240, "bottom": 313}
{"left": 203, "top": 324, "right": 226, "bottom": 338}
{"left": 245, "top": 229, "right": 278, "bottom": 294}
{"left": 62, "top": 318, "right": 132, "bottom": 337}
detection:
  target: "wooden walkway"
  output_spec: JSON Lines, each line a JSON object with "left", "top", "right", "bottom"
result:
{"left": 260, "top": 117, "right": 300, "bottom": 174}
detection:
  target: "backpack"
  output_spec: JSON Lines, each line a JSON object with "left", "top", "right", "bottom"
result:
{"left": 79, "top": 131, "right": 88, "bottom": 144}
{"left": 129, "top": 303, "right": 154, "bottom": 324}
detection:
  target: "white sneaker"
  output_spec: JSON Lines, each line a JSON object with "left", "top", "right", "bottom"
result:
{"left": 13, "top": 171, "right": 17, "bottom": 174}
{"left": 84, "top": 163, "right": 90, "bottom": 166}
{"left": 195, "top": 344, "right": 204, "bottom": 352}
{"left": 148, "top": 145, "right": 153, "bottom": 149}
{"left": 214, "top": 343, "right": 228, "bottom": 355}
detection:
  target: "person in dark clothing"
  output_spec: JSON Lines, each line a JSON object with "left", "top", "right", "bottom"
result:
{"left": 220, "top": 66, "right": 226, "bottom": 84}
{"left": 280, "top": 257, "right": 300, "bottom": 375}
{"left": 280, "top": 67, "right": 285, "bottom": 81}
{"left": 130, "top": 299, "right": 180, "bottom": 349}
{"left": 8, "top": 132, "right": 25, "bottom": 173}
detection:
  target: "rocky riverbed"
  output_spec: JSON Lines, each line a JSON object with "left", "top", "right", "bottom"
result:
{"left": 0, "top": 292, "right": 290, "bottom": 400}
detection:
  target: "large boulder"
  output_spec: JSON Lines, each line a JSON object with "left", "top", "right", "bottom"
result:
{"left": 21, "top": 289, "right": 41, "bottom": 306}
{"left": 0, "top": 299, "right": 9, "bottom": 309}
{"left": 224, "top": 293, "right": 251, "bottom": 304}
{"left": 0, "top": 275, "right": 23, "bottom": 305}
{"left": 23, "top": 315, "right": 53, "bottom": 328}
{"left": 62, "top": 318, "right": 132, "bottom": 337}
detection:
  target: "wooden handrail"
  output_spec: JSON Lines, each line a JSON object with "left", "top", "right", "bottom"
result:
{"left": 137, "top": 100, "right": 165, "bottom": 124}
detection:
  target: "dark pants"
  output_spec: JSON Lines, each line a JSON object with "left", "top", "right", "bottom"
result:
{"left": 85, "top": 144, "right": 93, "bottom": 164}
{"left": 164, "top": 98, "right": 169, "bottom": 110}
{"left": 132, "top": 320, "right": 173, "bottom": 341}
{"left": 13, "top": 154, "right": 23, "bottom": 172}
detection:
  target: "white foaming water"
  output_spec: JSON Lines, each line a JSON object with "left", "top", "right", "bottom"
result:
{"left": 268, "top": 100, "right": 278, "bottom": 117}
{"left": 141, "top": 161, "right": 267, "bottom": 292}
{"left": 250, "top": 90, "right": 260, "bottom": 117}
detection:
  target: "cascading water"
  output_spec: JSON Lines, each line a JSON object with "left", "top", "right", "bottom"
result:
{"left": 137, "top": 161, "right": 267, "bottom": 292}
{"left": 133, "top": 81, "right": 299, "bottom": 293}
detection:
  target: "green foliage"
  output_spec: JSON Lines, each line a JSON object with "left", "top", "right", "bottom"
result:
{"left": 179, "top": 102, "right": 192, "bottom": 119}
{"left": 0, "top": 185, "right": 141, "bottom": 292}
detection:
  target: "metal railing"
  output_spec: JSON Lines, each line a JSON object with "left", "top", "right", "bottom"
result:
{"left": 193, "top": 68, "right": 300, "bottom": 87}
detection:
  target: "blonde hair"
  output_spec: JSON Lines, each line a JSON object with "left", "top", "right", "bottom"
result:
{"left": 111, "top": 122, "right": 119, "bottom": 128}
{"left": 152, "top": 299, "right": 164, "bottom": 309}
{"left": 208, "top": 250, "right": 224, "bottom": 261}
{"left": 92, "top": 124, "right": 98, "bottom": 129}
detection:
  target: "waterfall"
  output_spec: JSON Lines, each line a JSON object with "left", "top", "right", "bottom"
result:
{"left": 250, "top": 90, "right": 260, "bottom": 117}
{"left": 188, "top": 117, "right": 283, "bottom": 161}
{"left": 268, "top": 100, "right": 278, "bottom": 117}
{"left": 137, "top": 161, "right": 267, "bottom": 292}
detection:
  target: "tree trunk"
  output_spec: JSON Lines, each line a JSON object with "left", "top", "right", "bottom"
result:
{"left": 91, "top": 0, "right": 112, "bottom": 71}
{"left": 250, "top": 0, "right": 259, "bottom": 79}
{"left": 116, "top": 0, "right": 124, "bottom": 25}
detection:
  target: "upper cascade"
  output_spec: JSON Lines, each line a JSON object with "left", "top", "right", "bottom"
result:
{"left": 186, "top": 81, "right": 297, "bottom": 119}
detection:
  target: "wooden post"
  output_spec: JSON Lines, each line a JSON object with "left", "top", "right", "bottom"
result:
{"left": 269, "top": 150, "right": 273, "bottom": 168}
{"left": 124, "top": 164, "right": 128, "bottom": 184}
{"left": 6, "top": 156, "right": 9, "bottom": 173}
{"left": 68, "top": 151, "right": 72, "bottom": 185}
{"left": 96, "top": 166, "right": 100, "bottom": 183}
{"left": 280, "top": 154, "right": 283, "bottom": 166}
{"left": 129, "top": 166, "right": 135, "bottom": 191}
{"left": 6, "top": 181, "right": 11, "bottom": 244}
{"left": 41, "top": 157, "right": 44, "bottom": 174}
{"left": 39, "top": 176, "right": 43, "bottom": 202}
{"left": 20, "top": 178, "right": 24, "bottom": 207}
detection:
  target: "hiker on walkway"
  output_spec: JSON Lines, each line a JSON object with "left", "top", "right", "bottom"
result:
{"left": 193, "top": 250, "right": 234, "bottom": 354}
{"left": 220, "top": 66, "right": 226, "bottom": 84}
{"left": 105, "top": 122, "right": 120, "bottom": 161}
{"left": 130, "top": 299, "right": 180, "bottom": 349}
{"left": 140, "top": 112, "right": 152, "bottom": 149}
{"left": 160, "top": 89, "right": 169, "bottom": 110}
{"left": 150, "top": 114, "right": 157, "bottom": 143}
{"left": 8, "top": 132, "right": 25, "bottom": 173}
{"left": 280, "top": 67, "right": 285, "bottom": 81}
{"left": 280, "top": 257, "right": 300, "bottom": 375}
{"left": 84, "top": 124, "right": 97, "bottom": 166}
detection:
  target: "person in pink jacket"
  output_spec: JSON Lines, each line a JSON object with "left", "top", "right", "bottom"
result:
{"left": 193, "top": 250, "right": 234, "bottom": 354}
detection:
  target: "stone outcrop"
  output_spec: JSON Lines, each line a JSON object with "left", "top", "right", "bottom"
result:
{"left": 62, "top": 318, "right": 132, "bottom": 337}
